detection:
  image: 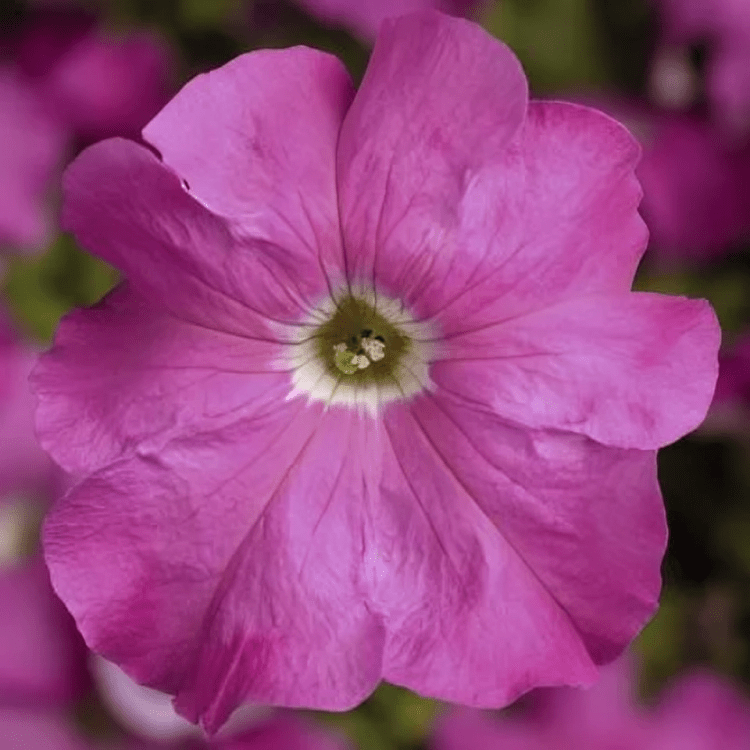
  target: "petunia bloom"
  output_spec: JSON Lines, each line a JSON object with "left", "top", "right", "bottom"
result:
{"left": 0, "top": 68, "right": 66, "bottom": 250}
{"left": 35, "top": 11, "right": 720, "bottom": 734}
{"left": 431, "top": 656, "right": 750, "bottom": 749}
{"left": 586, "top": 98, "right": 750, "bottom": 260}
{"left": 293, "top": 0, "right": 483, "bottom": 41}
{"left": 700, "top": 334, "right": 750, "bottom": 435}
{"left": 0, "top": 7, "right": 173, "bottom": 253}
{"left": 657, "top": 0, "right": 750, "bottom": 137}
{"left": 0, "top": 309, "right": 55, "bottom": 501}
{"left": 0, "top": 558, "right": 89, "bottom": 708}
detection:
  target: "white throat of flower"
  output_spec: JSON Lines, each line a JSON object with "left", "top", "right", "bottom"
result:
{"left": 275, "top": 285, "right": 440, "bottom": 415}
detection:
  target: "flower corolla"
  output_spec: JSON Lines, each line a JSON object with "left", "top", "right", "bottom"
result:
{"left": 35, "top": 10, "right": 720, "bottom": 734}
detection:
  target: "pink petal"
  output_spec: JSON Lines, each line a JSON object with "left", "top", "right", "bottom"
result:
{"left": 143, "top": 48, "right": 353, "bottom": 287}
{"left": 33, "top": 283, "right": 288, "bottom": 477}
{"left": 0, "top": 558, "right": 89, "bottom": 707}
{"left": 44, "top": 408, "right": 383, "bottom": 733}
{"left": 373, "top": 396, "right": 664, "bottom": 705}
{"left": 339, "top": 28, "right": 646, "bottom": 325}
{"left": 435, "top": 292, "right": 720, "bottom": 449}
{"left": 62, "top": 139, "right": 329, "bottom": 336}
{"left": 337, "top": 12, "right": 526, "bottom": 314}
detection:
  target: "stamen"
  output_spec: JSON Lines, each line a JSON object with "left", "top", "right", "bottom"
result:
{"left": 361, "top": 336, "right": 385, "bottom": 362}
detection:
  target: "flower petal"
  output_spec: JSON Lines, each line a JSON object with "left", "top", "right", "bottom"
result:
{"left": 62, "top": 138, "right": 329, "bottom": 336}
{"left": 44, "top": 409, "right": 384, "bottom": 733}
{"left": 32, "top": 283, "right": 289, "bottom": 477}
{"left": 436, "top": 292, "right": 720, "bottom": 449}
{"left": 337, "top": 11, "right": 526, "bottom": 306}
{"left": 143, "top": 47, "right": 354, "bottom": 287}
{"left": 339, "top": 26, "right": 647, "bottom": 324}
{"left": 370, "top": 396, "right": 664, "bottom": 705}
{"left": 174, "top": 411, "right": 384, "bottom": 730}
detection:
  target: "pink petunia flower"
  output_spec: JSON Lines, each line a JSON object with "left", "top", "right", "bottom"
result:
{"left": 35, "top": 11, "right": 720, "bottom": 733}
{"left": 656, "top": 0, "right": 750, "bottom": 137}
{"left": 0, "top": 558, "right": 89, "bottom": 708}
{"left": 700, "top": 334, "right": 750, "bottom": 435}
{"left": 0, "top": 68, "right": 66, "bottom": 250}
{"left": 431, "top": 657, "right": 750, "bottom": 750}
{"left": 0, "top": 310, "right": 55, "bottom": 501}
{"left": 14, "top": 8, "right": 174, "bottom": 143}
{"left": 0, "top": 7, "right": 173, "bottom": 253}
{"left": 293, "top": 0, "right": 482, "bottom": 41}
{"left": 590, "top": 99, "right": 750, "bottom": 260}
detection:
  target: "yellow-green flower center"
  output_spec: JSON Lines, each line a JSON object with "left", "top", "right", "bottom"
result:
{"left": 315, "top": 296, "right": 410, "bottom": 384}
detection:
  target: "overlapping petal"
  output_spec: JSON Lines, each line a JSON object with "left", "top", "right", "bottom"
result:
{"left": 33, "top": 283, "right": 289, "bottom": 476}
{"left": 337, "top": 12, "right": 525, "bottom": 310}
{"left": 374, "top": 397, "right": 663, "bottom": 704}
{"left": 143, "top": 48, "right": 353, "bottom": 290}
{"left": 44, "top": 408, "right": 384, "bottom": 731}
{"left": 435, "top": 292, "right": 720, "bottom": 449}
{"left": 62, "top": 139, "right": 333, "bottom": 336}
{"left": 338, "top": 22, "right": 646, "bottom": 327}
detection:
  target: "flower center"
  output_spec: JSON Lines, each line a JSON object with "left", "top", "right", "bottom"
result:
{"left": 279, "top": 288, "right": 439, "bottom": 414}
{"left": 316, "top": 296, "right": 408, "bottom": 381}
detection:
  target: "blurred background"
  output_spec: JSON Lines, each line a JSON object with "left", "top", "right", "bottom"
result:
{"left": 1, "top": 0, "right": 750, "bottom": 748}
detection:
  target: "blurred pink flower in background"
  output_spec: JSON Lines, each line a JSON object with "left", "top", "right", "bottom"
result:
{"left": 294, "top": 0, "right": 483, "bottom": 40}
{"left": 582, "top": 98, "right": 750, "bottom": 261}
{"left": 657, "top": 0, "right": 750, "bottom": 137}
{"left": 35, "top": 10, "right": 719, "bottom": 734}
{"left": 700, "top": 334, "right": 750, "bottom": 434}
{"left": 0, "top": 69, "right": 66, "bottom": 251}
{"left": 0, "top": 558, "right": 89, "bottom": 708}
{"left": 0, "top": 310, "right": 55, "bottom": 501}
{"left": 0, "top": 6, "right": 174, "bottom": 253}
{"left": 432, "top": 656, "right": 750, "bottom": 749}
